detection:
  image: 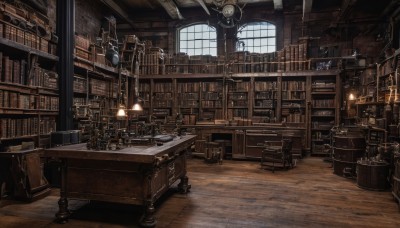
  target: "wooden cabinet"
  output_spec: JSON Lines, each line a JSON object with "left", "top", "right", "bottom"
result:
{"left": 253, "top": 77, "right": 278, "bottom": 123}
{"left": 227, "top": 80, "right": 250, "bottom": 120}
{"left": 310, "top": 74, "right": 339, "bottom": 155}
{"left": 0, "top": 27, "right": 58, "bottom": 151}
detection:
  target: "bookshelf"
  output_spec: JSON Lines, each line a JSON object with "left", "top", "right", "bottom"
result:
{"left": 281, "top": 76, "right": 306, "bottom": 125}
{"left": 0, "top": 30, "right": 58, "bottom": 151}
{"left": 200, "top": 80, "right": 223, "bottom": 121}
{"left": 177, "top": 79, "right": 200, "bottom": 125}
{"left": 310, "top": 75, "right": 339, "bottom": 155}
{"left": 227, "top": 80, "right": 250, "bottom": 120}
{"left": 0, "top": 1, "right": 57, "bottom": 200}
{"left": 253, "top": 76, "right": 278, "bottom": 123}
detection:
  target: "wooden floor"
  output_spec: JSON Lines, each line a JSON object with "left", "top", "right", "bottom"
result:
{"left": 1, "top": 157, "right": 400, "bottom": 227}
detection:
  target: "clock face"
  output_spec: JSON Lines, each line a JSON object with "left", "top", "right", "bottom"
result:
{"left": 222, "top": 4, "right": 235, "bottom": 18}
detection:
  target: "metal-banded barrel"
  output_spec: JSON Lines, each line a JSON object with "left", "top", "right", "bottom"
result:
{"left": 356, "top": 159, "right": 389, "bottom": 191}
{"left": 333, "top": 135, "right": 366, "bottom": 177}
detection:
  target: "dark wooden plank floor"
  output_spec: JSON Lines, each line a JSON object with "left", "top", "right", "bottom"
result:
{"left": 1, "top": 157, "right": 400, "bottom": 227}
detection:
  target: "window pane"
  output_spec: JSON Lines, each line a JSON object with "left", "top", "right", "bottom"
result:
{"left": 210, "top": 48, "right": 217, "bottom": 56}
{"left": 267, "top": 38, "right": 275, "bottom": 45}
{"left": 179, "top": 24, "right": 217, "bottom": 56}
{"left": 180, "top": 41, "right": 187, "bottom": 49}
{"left": 268, "top": 29, "right": 276, "bottom": 36}
{"left": 195, "top": 40, "right": 202, "bottom": 47}
{"left": 260, "top": 29, "right": 268, "bottom": 37}
{"left": 236, "top": 22, "right": 276, "bottom": 53}
{"left": 267, "top": 46, "right": 276, "bottom": 52}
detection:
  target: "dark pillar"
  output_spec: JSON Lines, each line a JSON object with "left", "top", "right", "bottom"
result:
{"left": 57, "top": 0, "right": 75, "bottom": 131}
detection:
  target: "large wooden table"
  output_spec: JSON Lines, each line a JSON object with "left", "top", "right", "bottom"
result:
{"left": 44, "top": 134, "right": 196, "bottom": 227}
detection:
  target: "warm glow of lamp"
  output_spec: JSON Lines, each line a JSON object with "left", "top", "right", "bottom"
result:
{"left": 132, "top": 103, "right": 143, "bottom": 111}
{"left": 116, "top": 106, "right": 126, "bottom": 117}
{"left": 348, "top": 93, "right": 356, "bottom": 101}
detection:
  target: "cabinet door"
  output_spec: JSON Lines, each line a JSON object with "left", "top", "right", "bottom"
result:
{"left": 232, "top": 130, "right": 245, "bottom": 158}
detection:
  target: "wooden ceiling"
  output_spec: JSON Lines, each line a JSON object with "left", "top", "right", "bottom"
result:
{"left": 99, "top": 0, "right": 396, "bottom": 28}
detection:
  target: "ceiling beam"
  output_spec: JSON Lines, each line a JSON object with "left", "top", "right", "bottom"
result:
{"left": 157, "top": 0, "right": 184, "bottom": 20}
{"left": 100, "top": 0, "right": 136, "bottom": 29}
{"left": 195, "top": 0, "right": 210, "bottom": 15}
{"left": 303, "top": 0, "right": 313, "bottom": 21}
{"left": 273, "top": 0, "right": 283, "bottom": 10}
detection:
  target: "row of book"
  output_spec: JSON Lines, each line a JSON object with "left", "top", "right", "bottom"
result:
{"left": 177, "top": 83, "right": 200, "bottom": 92}
{"left": 227, "top": 109, "right": 248, "bottom": 119}
{"left": 284, "top": 113, "right": 306, "bottom": 123}
{"left": 282, "top": 81, "right": 306, "bottom": 91}
{"left": 254, "top": 100, "right": 274, "bottom": 108}
{"left": 139, "top": 41, "right": 316, "bottom": 76}
{"left": 0, "top": 90, "right": 58, "bottom": 110}
{"left": 0, "top": 52, "right": 58, "bottom": 89}
{"left": 178, "top": 92, "right": 199, "bottom": 100}
{"left": 282, "top": 91, "right": 306, "bottom": 100}
{"left": 153, "top": 82, "right": 173, "bottom": 92}
{"left": 255, "top": 91, "right": 276, "bottom": 99}
{"left": 312, "top": 99, "right": 335, "bottom": 108}
{"left": 179, "top": 100, "right": 198, "bottom": 108}
{"left": 89, "top": 78, "right": 111, "bottom": 97}
{"left": 0, "top": 116, "right": 56, "bottom": 139}
{"left": 255, "top": 81, "right": 277, "bottom": 91}
{"left": 0, "top": 20, "right": 56, "bottom": 55}
{"left": 201, "top": 100, "right": 222, "bottom": 108}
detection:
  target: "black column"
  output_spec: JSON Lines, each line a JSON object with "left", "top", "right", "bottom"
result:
{"left": 56, "top": 0, "right": 75, "bottom": 131}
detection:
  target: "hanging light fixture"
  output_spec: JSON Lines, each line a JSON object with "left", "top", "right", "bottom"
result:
{"left": 132, "top": 100, "right": 143, "bottom": 111}
{"left": 116, "top": 105, "right": 127, "bottom": 117}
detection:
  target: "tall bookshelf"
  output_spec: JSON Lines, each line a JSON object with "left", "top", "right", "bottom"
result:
{"left": 310, "top": 75, "right": 339, "bottom": 155}
{"left": 200, "top": 80, "right": 223, "bottom": 121}
{"left": 281, "top": 76, "right": 306, "bottom": 125}
{"left": 227, "top": 80, "right": 250, "bottom": 120}
{"left": 253, "top": 76, "right": 278, "bottom": 123}
{"left": 152, "top": 79, "right": 174, "bottom": 122}
{"left": 0, "top": 26, "right": 58, "bottom": 151}
{"left": 0, "top": 1, "right": 57, "bottom": 201}
{"left": 177, "top": 79, "right": 200, "bottom": 124}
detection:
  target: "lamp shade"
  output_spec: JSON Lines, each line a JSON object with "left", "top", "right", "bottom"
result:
{"left": 132, "top": 103, "right": 143, "bottom": 111}
{"left": 116, "top": 107, "right": 126, "bottom": 117}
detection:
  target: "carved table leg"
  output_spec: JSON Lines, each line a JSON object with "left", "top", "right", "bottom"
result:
{"left": 140, "top": 200, "right": 157, "bottom": 227}
{"left": 56, "top": 159, "right": 70, "bottom": 223}
{"left": 178, "top": 175, "right": 191, "bottom": 194}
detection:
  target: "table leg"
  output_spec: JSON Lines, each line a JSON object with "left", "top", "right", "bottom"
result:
{"left": 178, "top": 175, "right": 191, "bottom": 194}
{"left": 140, "top": 200, "right": 157, "bottom": 227}
{"left": 56, "top": 159, "right": 69, "bottom": 223}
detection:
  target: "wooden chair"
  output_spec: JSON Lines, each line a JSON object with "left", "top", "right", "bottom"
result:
{"left": 204, "top": 142, "right": 223, "bottom": 164}
{"left": 260, "top": 139, "right": 293, "bottom": 172}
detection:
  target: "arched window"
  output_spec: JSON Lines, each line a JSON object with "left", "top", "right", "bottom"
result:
{"left": 178, "top": 24, "right": 217, "bottom": 56}
{"left": 237, "top": 21, "right": 276, "bottom": 53}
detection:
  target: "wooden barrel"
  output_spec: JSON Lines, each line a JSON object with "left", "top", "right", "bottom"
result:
{"left": 357, "top": 160, "right": 389, "bottom": 191}
{"left": 333, "top": 135, "right": 366, "bottom": 177}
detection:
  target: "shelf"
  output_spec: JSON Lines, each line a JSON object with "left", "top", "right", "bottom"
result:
{"left": 311, "top": 92, "right": 336, "bottom": 95}
{"left": 312, "top": 115, "right": 335, "bottom": 118}
{"left": 0, "top": 135, "right": 37, "bottom": 141}
{"left": 0, "top": 37, "right": 58, "bottom": 62}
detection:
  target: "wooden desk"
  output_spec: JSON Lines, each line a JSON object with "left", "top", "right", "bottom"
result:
{"left": 44, "top": 134, "right": 196, "bottom": 227}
